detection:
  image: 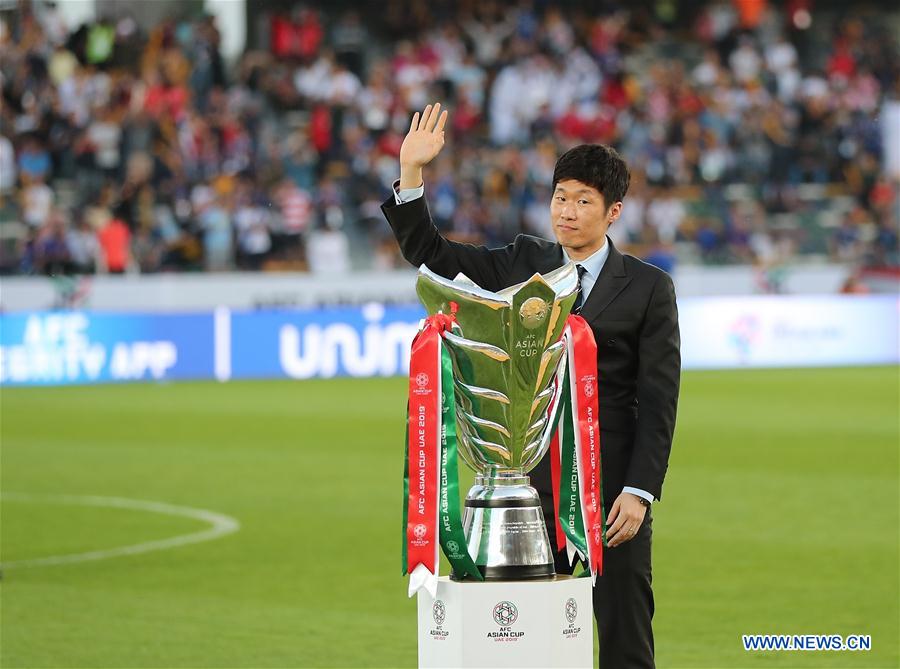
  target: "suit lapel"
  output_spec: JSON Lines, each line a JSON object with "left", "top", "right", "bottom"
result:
{"left": 543, "top": 243, "right": 566, "bottom": 275}
{"left": 580, "top": 238, "right": 631, "bottom": 320}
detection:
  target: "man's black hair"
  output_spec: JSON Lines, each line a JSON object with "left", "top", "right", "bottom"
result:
{"left": 552, "top": 144, "right": 630, "bottom": 210}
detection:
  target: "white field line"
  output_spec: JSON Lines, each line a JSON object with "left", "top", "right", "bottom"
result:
{"left": 0, "top": 492, "right": 240, "bottom": 569}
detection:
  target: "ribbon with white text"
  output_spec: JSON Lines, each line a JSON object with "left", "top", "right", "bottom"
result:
{"left": 566, "top": 314, "right": 606, "bottom": 580}
{"left": 402, "top": 315, "right": 446, "bottom": 597}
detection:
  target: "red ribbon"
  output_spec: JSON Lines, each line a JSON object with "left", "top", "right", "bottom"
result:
{"left": 405, "top": 313, "right": 455, "bottom": 578}
{"left": 566, "top": 314, "right": 604, "bottom": 577}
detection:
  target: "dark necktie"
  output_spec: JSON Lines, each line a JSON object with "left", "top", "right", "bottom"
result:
{"left": 573, "top": 264, "right": 588, "bottom": 314}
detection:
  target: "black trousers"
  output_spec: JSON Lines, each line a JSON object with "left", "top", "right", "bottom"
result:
{"left": 545, "top": 500, "right": 655, "bottom": 669}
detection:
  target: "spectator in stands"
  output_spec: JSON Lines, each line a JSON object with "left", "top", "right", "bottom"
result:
{"left": 97, "top": 210, "right": 132, "bottom": 274}
{"left": 33, "top": 208, "right": 71, "bottom": 275}
{"left": 66, "top": 216, "right": 101, "bottom": 274}
{"left": 19, "top": 168, "right": 54, "bottom": 229}
{"left": 0, "top": 133, "right": 16, "bottom": 195}
{"left": 306, "top": 216, "right": 350, "bottom": 275}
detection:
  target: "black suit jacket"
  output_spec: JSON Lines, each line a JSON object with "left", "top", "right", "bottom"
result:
{"left": 382, "top": 192, "right": 680, "bottom": 506}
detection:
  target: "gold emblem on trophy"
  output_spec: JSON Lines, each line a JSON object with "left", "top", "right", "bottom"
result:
{"left": 519, "top": 297, "right": 550, "bottom": 330}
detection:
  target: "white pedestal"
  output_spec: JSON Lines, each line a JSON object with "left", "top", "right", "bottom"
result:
{"left": 417, "top": 576, "right": 593, "bottom": 668}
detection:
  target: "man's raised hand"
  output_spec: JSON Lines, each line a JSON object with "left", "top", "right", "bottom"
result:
{"left": 400, "top": 102, "right": 449, "bottom": 170}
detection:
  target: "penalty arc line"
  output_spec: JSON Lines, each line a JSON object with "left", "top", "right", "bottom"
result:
{"left": 0, "top": 492, "right": 241, "bottom": 569}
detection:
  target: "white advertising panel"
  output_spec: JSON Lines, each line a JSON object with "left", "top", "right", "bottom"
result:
{"left": 680, "top": 295, "right": 898, "bottom": 369}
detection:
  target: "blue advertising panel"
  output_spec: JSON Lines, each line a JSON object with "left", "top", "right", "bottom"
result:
{"left": 0, "top": 311, "right": 214, "bottom": 386}
{"left": 227, "top": 303, "right": 425, "bottom": 380}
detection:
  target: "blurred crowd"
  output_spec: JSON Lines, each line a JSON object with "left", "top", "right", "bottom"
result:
{"left": 1, "top": 0, "right": 898, "bottom": 277}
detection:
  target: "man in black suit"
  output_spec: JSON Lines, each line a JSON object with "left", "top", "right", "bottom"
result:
{"left": 381, "top": 103, "right": 680, "bottom": 669}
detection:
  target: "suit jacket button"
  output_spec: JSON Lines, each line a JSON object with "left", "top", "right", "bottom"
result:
{"left": 606, "top": 339, "right": 616, "bottom": 346}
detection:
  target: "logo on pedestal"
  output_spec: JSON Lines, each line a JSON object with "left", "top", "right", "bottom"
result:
{"left": 492, "top": 601, "right": 518, "bottom": 626}
{"left": 429, "top": 598, "right": 449, "bottom": 640}
{"left": 432, "top": 600, "right": 446, "bottom": 626}
{"left": 562, "top": 597, "right": 582, "bottom": 638}
{"left": 413, "top": 523, "right": 427, "bottom": 540}
{"left": 565, "top": 598, "right": 578, "bottom": 623}
{"left": 446, "top": 540, "right": 459, "bottom": 554}
{"left": 488, "top": 600, "right": 524, "bottom": 641}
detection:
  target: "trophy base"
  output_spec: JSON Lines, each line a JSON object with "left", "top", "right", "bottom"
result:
{"left": 457, "top": 474, "right": 556, "bottom": 581}
{"left": 450, "top": 563, "right": 555, "bottom": 581}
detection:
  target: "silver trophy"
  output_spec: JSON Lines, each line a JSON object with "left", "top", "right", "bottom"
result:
{"left": 416, "top": 263, "right": 579, "bottom": 579}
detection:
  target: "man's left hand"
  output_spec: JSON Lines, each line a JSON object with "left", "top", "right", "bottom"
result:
{"left": 605, "top": 492, "right": 648, "bottom": 548}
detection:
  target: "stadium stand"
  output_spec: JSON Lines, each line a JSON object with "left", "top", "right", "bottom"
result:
{"left": 0, "top": 0, "right": 897, "bottom": 276}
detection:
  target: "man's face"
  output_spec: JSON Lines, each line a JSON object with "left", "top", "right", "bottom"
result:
{"left": 550, "top": 179, "right": 621, "bottom": 258}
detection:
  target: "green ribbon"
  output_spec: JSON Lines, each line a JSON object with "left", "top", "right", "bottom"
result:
{"left": 439, "top": 346, "right": 483, "bottom": 581}
{"left": 558, "top": 369, "right": 589, "bottom": 565}
{"left": 400, "top": 406, "right": 410, "bottom": 575}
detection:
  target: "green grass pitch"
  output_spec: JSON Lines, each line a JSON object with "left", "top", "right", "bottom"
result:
{"left": 1, "top": 367, "right": 897, "bottom": 668}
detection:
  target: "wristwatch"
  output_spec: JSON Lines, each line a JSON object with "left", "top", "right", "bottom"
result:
{"left": 636, "top": 497, "right": 651, "bottom": 508}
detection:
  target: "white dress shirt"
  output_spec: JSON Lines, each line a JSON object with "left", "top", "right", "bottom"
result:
{"left": 393, "top": 179, "right": 655, "bottom": 503}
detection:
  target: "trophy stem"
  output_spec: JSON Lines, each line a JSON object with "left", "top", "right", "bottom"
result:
{"left": 475, "top": 471, "right": 528, "bottom": 487}
{"left": 453, "top": 472, "right": 556, "bottom": 581}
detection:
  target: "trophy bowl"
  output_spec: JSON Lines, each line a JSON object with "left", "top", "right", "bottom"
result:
{"left": 416, "top": 263, "right": 579, "bottom": 579}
